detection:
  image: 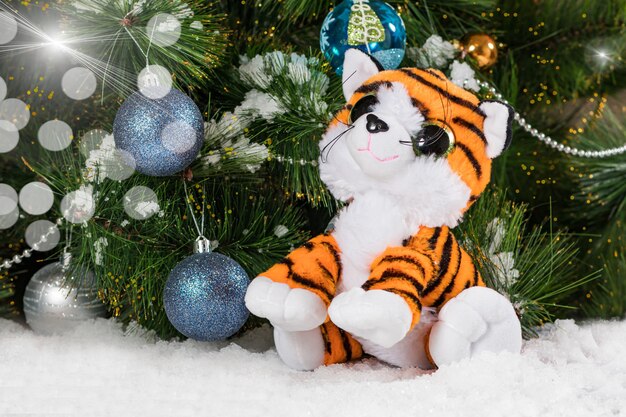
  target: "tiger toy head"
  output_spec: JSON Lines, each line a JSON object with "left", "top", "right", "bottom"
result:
{"left": 319, "top": 49, "right": 513, "bottom": 228}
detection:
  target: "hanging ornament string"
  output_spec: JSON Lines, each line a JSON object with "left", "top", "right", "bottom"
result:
{"left": 103, "top": 6, "right": 159, "bottom": 100}
{"left": 121, "top": 18, "right": 152, "bottom": 70}
{"left": 164, "top": 181, "right": 249, "bottom": 342}
{"left": 182, "top": 181, "right": 210, "bottom": 252}
{"left": 119, "top": 12, "right": 165, "bottom": 95}
{"left": 61, "top": 223, "right": 74, "bottom": 271}
{"left": 476, "top": 80, "right": 626, "bottom": 158}
{"left": 144, "top": 19, "right": 157, "bottom": 70}
{"left": 23, "top": 221, "right": 107, "bottom": 335}
{"left": 113, "top": 14, "right": 203, "bottom": 177}
{"left": 0, "top": 218, "right": 64, "bottom": 271}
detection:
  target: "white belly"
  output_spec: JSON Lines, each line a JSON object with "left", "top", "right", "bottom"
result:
{"left": 331, "top": 192, "right": 420, "bottom": 292}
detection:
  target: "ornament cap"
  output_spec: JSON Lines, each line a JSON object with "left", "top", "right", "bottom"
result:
{"left": 194, "top": 236, "right": 212, "bottom": 254}
{"left": 61, "top": 248, "right": 72, "bottom": 270}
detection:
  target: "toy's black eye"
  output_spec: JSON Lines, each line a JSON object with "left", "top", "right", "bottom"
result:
{"left": 348, "top": 95, "right": 378, "bottom": 125}
{"left": 412, "top": 121, "right": 455, "bottom": 157}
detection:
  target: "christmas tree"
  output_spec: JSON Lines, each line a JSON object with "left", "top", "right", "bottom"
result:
{"left": 0, "top": 0, "right": 625, "bottom": 412}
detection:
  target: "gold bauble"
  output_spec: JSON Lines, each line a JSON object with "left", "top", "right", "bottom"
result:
{"left": 461, "top": 33, "right": 498, "bottom": 68}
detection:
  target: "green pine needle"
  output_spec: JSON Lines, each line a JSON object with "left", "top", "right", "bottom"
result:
{"left": 59, "top": 0, "right": 229, "bottom": 98}
{"left": 458, "top": 188, "right": 598, "bottom": 338}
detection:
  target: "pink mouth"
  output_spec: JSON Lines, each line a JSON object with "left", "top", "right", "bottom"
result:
{"left": 357, "top": 134, "right": 400, "bottom": 163}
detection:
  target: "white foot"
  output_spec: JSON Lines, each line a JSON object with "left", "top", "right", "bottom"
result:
{"left": 429, "top": 286, "right": 522, "bottom": 367}
{"left": 361, "top": 307, "right": 437, "bottom": 369}
{"left": 245, "top": 276, "right": 327, "bottom": 331}
{"left": 328, "top": 288, "right": 412, "bottom": 348}
{"left": 274, "top": 327, "right": 325, "bottom": 371}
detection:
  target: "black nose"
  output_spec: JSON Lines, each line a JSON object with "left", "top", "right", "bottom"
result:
{"left": 366, "top": 114, "right": 389, "bottom": 133}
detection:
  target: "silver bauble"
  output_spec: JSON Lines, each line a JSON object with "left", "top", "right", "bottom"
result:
{"left": 23, "top": 262, "right": 108, "bottom": 335}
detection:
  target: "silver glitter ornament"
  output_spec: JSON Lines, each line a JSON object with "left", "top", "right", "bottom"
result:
{"left": 23, "top": 261, "right": 108, "bottom": 335}
{"left": 113, "top": 88, "right": 204, "bottom": 176}
{"left": 164, "top": 241, "right": 250, "bottom": 341}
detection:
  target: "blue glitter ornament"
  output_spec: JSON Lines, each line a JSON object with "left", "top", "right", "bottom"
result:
{"left": 113, "top": 89, "right": 204, "bottom": 177}
{"left": 320, "top": 0, "right": 406, "bottom": 74}
{"left": 163, "top": 246, "right": 250, "bottom": 341}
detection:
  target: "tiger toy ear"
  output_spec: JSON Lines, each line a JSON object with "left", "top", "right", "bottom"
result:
{"left": 479, "top": 100, "right": 515, "bottom": 159}
{"left": 342, "top": 48, "right": 383, "bottom": 101}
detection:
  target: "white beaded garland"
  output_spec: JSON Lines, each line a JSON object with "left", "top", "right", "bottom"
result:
{"left": 271, "top": 152, "right": 318, "bottom": 167}
{"left": 276, "top": 81, "right": 625, "bottom": 166}
{"left": 476, "top": 80, "right": 626, "bottom": 159}
{"left": 0, "top": 217, "right": 63, "bottom": 271}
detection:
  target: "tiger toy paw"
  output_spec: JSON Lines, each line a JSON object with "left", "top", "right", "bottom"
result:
{"left": 245, "top": 276, "right": 327, "bottom": 331}
{"left": 273, "top": 327, "right": 326, "bottom": 371}
{"left": 428, "top": 286, "right": 522, "bottom": 366}
{"left": 328, "top": 288, "right": 412, "bottom": 348}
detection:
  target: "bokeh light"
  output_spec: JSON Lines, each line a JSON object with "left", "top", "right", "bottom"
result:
{"left": 61, "top": 67, "right": 97, "bottom": 100}
{"left": 38, "top": 120, "right": 73, "bottom": 151}
{"left": 79, "top": 129, "right": 109, "bottom": 158}
{"left": 0, "top": 76, "right": 6, "bottom": 102}
{"left": 61, "top": 186, "right": 95, "bottom": 224}
{"left": 0, "top": 121, "right": 19, "bottom": 153}
{"left": 123, "top": 186, "right": 159, "bottom": 220}
{"left": 0, "top": 205, "right": 19, "bottom": 230}
{"left": 147, "top": 14, "right": 181, "bottom": 47}
{"left": 0, "top": 12, "right": 18, "bottom": 45}
{"left": 25, "top": 220, "right": 60, "bottom": 252}
{"left": 138, "top": 65, "right": 173, "bottom": 99}
{"left": 161, "top": 121, "right": 198, "bottom": 154}
{"left": 83, "top": 133, "right": 136, "bottom": 182}
{"left": 0, "top": 184, "right": 18, "bottom": 216}
{"left": 0, "top": 99, "right": 30, "bottom": 130}
{"left": 19, "top": 182, "right": 54, "bottom": 215}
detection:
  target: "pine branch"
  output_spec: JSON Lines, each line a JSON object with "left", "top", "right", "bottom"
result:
{"left": 25, "top": 140, "right": 309, "bottom": 337}
{"left": 457, "top": 188, "right": 597, "bottom": 338}
{"left": 259, "top": 0, "right": 334, "bottom": 26}
{"left": 0, "top": 269, "right": 15, "bottom": 317}
{"left": 576, "top": 200, "right": 626, "bottom": 319}
{"left": 398, "top": 0, "right": 495, "bottom": 46}
{"left": 496, "top": 0, "right": 626, "bottom": 105}
{"left": 582, "top": 252, "right": 626, "bottom": 319}
{"left": 58, "top": 0, "right": 230, "bottom": 98}
{"left": 566, "top": 109, "right": 626, "bottom": 227}
{"left": 204, "top": 50, "right": 343, "bottom": 208}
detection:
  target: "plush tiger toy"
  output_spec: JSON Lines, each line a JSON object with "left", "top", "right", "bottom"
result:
{"left": 246, "top": 49, "right": 522, "bottom": 370}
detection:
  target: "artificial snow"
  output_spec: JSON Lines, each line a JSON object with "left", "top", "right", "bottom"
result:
{"left": 93, "top": 236, "right": 108, "bottom": 266}
{"left": 237, "top": 89, "right": 284, "bottom": 121}
{"left": 132, "top": 201, "right": 159, "bottom": 218}
{"left": 409, "top": 35, "right": 457, "bottom": 69}
{"left": 450, "top": 60, "right": 480, "bottom": 92}
{"left": 61, "top": 184, "right": 95, "bottom": 224}
{"left": 1, "top": 318, "right": 625, "bottom": 417}
{"left": 486, "top": 217, "right": 520, "bottom": 286}
{"left": 287, "top": 61, "right": 312, "bottom": 85}
{"left": 274, "top": 224, "right": 289, "bottom": 238}
{"left": 239, "top": 54, "right": 272, "bottom": 88}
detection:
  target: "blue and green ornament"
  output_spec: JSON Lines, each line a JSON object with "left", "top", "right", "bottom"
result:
{"left": 320, "top": 0, "right": 406, "bottom": 74}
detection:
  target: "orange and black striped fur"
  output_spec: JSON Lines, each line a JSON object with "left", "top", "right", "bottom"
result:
{"left": 246, "top": 49, "right": 514, "bottom": 368}
{"left": 261, "top": 227, "right": 483, "bottom": 365}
